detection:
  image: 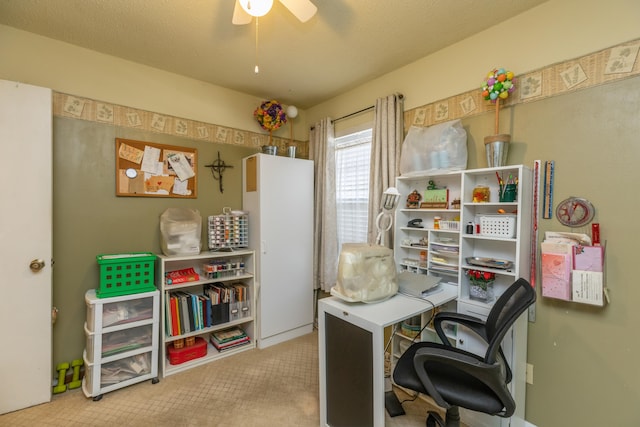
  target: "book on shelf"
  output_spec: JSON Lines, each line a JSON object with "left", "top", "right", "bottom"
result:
{"left": 167, "top": 290, "right": 213, "bottom": 336}
{"left": 210, "top": 327, "right": 250, "bottom": 351}
{"left": 212, "top": 337, "right": 251, "bottom": 352}
{"left": 199, "top": 294, "right": 211, "bottom": 328}
{"left": 165, "top": 283, "right": 251, "bottom": 338}
{"left": 230, "top": 283, "right": 249, "bottom": 303}
{"left": 186, "top": 292, "right": 197, "bottom": 331}
{"left": 165, "top": 267, "right": 200, "bottom": 285}
{"left": 205, "top": 283, "right": 232, "bottom": 325}
{"left": 178, "top": 292, "right": 191, "bottom": 334}
{"left": 211, "top": 326, "right": 246, "bottom": 343}
{"left": 167, "top": 294, "right": 177, "bottom": 337}
{"left": 171, "top": 296, "right": 180, "bottom": 336}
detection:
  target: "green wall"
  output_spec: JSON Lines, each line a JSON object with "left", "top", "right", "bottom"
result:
{"left": 52, "top": 117, "right": 257, "bottom": 367}
{"left": 458, "top": 76, "right": 640, "bottom": 426}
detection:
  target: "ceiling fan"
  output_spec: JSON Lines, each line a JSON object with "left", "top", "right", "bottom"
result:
{"left": 232, "top": 0, "right": 317, "bottom": 25}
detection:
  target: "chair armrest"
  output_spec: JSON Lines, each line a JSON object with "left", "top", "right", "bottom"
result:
{"left": 433, "top": 311, "right": 488, "bottom": 346}
{"left": 433, "top": 312, "right": 512, "bottom": 382}
{"left": 413, "top": 346, "right": 513, "bottom": 415}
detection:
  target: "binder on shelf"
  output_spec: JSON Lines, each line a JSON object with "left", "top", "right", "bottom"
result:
{"left": 199, "top": 294, "right": 211, "bottom": 328}
{"left": 172, "top": 297, "right": 181, "bottom": 336}
{"left": 205, "top": 283, "right": 231, "bottom": 325}
{"left": 165, "top": 292, "right": 173, "bottom": 336}
{"left": 211, "top": 302, "right": 230, "bottom": 325}
{"left": 179, "top": 292, "right": 191, "bottom": 334}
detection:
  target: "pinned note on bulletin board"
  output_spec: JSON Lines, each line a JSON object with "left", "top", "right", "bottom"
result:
{"left": 116, "top": 138, "right": 197, "bottom": 198}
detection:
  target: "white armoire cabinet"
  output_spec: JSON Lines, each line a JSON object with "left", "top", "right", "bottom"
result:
{"left": 242, "top": 153, "right": 314, "bottom": 348}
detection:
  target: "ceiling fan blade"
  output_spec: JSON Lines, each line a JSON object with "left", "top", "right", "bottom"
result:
{"left": 279, "top": 0, "right": 317, "bottom": 23}
{"left": 232, "top": 0, "right": 252, "bottom": 25}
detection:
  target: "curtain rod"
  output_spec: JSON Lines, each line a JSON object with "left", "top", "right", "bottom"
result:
{"left": 331, "top": 105, "right": 374, "bottom": 123}
{"left": 332, "top": 93, "right": 404, "bottom": 124}
{"left": 310, "top": 93, "right": 404, "bottom": 130}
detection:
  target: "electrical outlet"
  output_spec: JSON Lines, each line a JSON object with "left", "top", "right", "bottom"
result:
{"left": 528, "top": 304, "right": 536, "bottom": 322}
{"left": 526, "top": 363, "right": 534, "bottom": 384}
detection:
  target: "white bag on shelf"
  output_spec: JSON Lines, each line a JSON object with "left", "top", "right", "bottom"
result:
{"left": 159, "top": 208, "right": 202, "bottom": 256}
{"left": 400, "top": 119, "right": 468, "bottom": 176}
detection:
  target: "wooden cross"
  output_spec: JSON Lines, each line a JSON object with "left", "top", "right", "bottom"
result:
{"left": 205, "top": 151, "right": 233, "bottom": 193}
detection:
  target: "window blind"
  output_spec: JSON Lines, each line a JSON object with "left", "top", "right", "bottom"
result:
{"left": 335, "top": 129, "right": 372, "bottom": 249}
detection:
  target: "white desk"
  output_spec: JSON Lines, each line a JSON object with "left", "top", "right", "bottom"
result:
{"left": 318, "top": 284, "right": 458, "bottom": 427}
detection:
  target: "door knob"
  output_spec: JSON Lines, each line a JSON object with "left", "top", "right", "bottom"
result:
{"left": 30, "top": 259, "right": 45, "bottom": 272}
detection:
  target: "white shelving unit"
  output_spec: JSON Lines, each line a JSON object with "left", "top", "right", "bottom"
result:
{"left": 392, "top": 171, "right": 463, "bottom": 372}
{"left": 83, "top": 289, "right": 160, "bottom": 401}
{"left": 156, "top": 250, "right": 256, "bottom": 377}
{"left": 457, "top": 165, "right": 532, "bottom": 427}
{"left": 392, "top": 165, "right": 533, "bottom": 427}
{"left": 395, "top": 171, "right": 462, "bottom": 283}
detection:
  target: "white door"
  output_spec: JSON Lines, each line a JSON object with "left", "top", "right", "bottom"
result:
{"left": 0, "top": 80, "right": 53, "bottom": 413}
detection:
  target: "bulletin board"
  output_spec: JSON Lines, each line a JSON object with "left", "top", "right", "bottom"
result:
{"left": 116, "top": 138, "right": 197, "bottom": 198}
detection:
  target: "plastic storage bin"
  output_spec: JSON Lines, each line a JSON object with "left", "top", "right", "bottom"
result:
{"left": 96, "top": 253, "right": 156, "bottom": 298}
{"left": 167, "top": 337, "right": 207, "bottom": 365}
{"left": 85, "top": 291, "right": 155, "bottom": 332}
{"left": 208, "top": 208, "right": 249, "bottom": 250}
{"left": 478, "top": 215, "right": 517, "bottom": 238}
{"left": 85, "top": 323, "right": 153, "bottom": 361}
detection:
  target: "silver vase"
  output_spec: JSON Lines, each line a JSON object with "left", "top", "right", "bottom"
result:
{"left": 484, "top": 134, "right": 510, "bottom": 167}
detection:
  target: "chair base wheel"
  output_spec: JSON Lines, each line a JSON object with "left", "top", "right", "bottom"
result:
{"left": 426, "top": 411, "right": 445, "bottom": 427}
{"left": 426, "top": 407, "right": 460, "bottom": 427}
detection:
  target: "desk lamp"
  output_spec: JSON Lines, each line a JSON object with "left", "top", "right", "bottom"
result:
{"left": 375, "top": 187, "right": 400, "bottom": 247}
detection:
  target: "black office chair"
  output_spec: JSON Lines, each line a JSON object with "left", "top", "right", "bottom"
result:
{"left": 393, "top": 278, "right": 536, "bottom": 427}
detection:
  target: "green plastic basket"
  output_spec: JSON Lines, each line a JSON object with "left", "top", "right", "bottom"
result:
{"left": 96, "top": 252, "right": 157, "bottom": 298}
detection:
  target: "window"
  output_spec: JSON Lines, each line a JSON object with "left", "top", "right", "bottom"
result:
{"left": 335, "top": 128, "right": 372, "bottom": 249}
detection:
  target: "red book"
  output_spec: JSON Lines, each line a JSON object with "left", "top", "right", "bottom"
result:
{"left": 166, "top": 267, "right": 200, "bottom": 285}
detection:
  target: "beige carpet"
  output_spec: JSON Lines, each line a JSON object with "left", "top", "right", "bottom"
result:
{"left": 1, "top": 331, "right": 441, "bottom": 426}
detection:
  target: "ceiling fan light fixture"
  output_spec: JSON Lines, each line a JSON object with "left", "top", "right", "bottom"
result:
{"left": 239, "top": 0, "right": 274, "bottom": 17}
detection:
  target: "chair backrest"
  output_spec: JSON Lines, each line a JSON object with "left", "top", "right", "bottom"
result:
{"left": 484, "top": 278, "right": 536, "bottom": 365}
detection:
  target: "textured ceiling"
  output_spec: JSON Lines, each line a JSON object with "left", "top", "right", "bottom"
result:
{"left": 0, "top": 0, "right": 547, "bottom": 109}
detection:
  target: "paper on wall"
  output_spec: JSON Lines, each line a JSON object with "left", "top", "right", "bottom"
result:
{"left": 167, "top": 152, "right": 195, "bottom": 182}
{"left": 541, "top": 252, "right": 572, "bottom": 301}
{"left": 573, "top": 245, "right": 604, "bottom": 272}
{"left": 572, "top": 270, "right": 604, "bottom": 306}
{"left": 544, "top": 231, "right": 592, "bottom": 246}
{"left": 141, "top": 146, "right": 162, "bottom": 174}
{"left": 118, "top": 143, "right": 144, "bottom": 164}
{"left": 172, "top": 178, "right": 191, "bottom": 196}
{"left": 144, "top": 174, "right": 173, "bottom": 194}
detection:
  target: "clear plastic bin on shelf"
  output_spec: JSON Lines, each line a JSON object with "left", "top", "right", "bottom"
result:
{"left": 208, "top": 207, "right": 249, "bottom": 250}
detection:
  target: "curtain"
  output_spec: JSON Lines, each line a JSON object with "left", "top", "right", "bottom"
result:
{"left": 367, "top": 93, "right": 404, "bottom": 247}
{"left": 310, "top": 118, "right": 338, "bottom": 292}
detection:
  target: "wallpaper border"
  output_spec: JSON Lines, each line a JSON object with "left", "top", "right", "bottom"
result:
{"left": 404, "top": 38, "right": 640, "bottom": 129}
{"left": 52, "top": 93, "right": 308, "bottom": 158}
{"left": 52, "top": 38, "right": 639, "bottom": 150}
